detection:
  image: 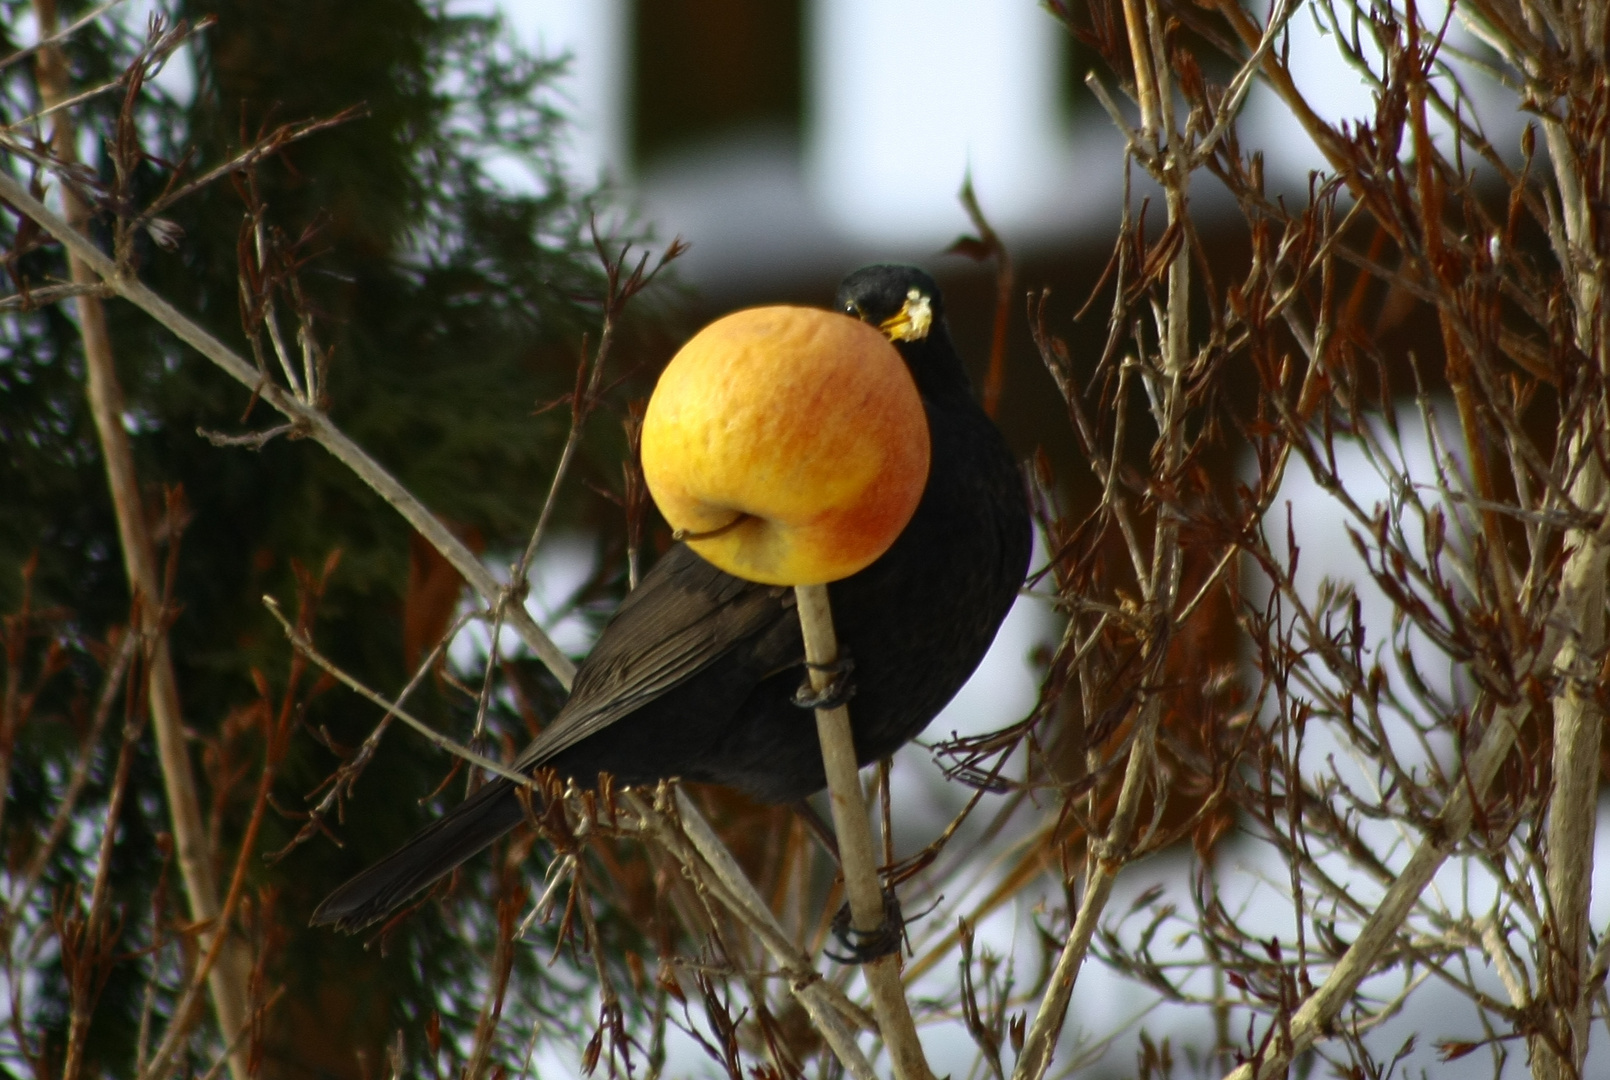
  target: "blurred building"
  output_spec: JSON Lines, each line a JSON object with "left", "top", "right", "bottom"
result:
{"left": 501, "top": 0, "right": 1125, "bottom": 295}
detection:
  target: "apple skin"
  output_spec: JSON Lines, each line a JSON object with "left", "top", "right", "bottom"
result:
{"left": 641, "top": 305, "right": 931, "bottom": 586}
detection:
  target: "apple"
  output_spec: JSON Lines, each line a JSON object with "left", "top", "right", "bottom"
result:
{"left": 641, "top": 305, "right": 930, "bottom": 586}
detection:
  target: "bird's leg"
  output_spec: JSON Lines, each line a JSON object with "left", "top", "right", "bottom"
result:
{"left": 791, "top": 798, "right": 841, "bottom": 862}
{"left": 792, "top": 653, "right": 856, "bottom": 710}
{"left": 826, "top": 886, "right": 905, "bottom": 965}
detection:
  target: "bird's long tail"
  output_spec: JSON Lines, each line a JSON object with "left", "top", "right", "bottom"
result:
{"left": 310, "top": 778, "right": 526, "bottom": 932}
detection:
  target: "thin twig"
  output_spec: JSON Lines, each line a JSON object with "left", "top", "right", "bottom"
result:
{"left": 0, "top": 0, "right": 125, "bottom": 75}
{"left": 0, "top": 281, "right": 113, "bottom": 309}
{"left": 261, "top": 596, "right": 542, "bottom": 790}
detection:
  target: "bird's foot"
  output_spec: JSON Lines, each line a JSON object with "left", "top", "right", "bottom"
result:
{"left": 793, "top": 655, "right": 856, "bottom": 711}
{"left": 826, "top": 886, "right": 904, "bottom": 964}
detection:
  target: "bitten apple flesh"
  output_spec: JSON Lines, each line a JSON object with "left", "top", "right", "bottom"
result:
{"left": 641, "top": 305, "right": 930, "bottom": 586}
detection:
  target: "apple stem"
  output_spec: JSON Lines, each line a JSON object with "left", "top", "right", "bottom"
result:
{"left": 794, "top": 583, "right": 937, "bottom": 1080}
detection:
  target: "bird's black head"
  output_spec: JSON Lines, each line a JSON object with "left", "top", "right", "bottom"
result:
{"left": 836, "top": 265, "right": 969, "bottom": 398}
{"left": 836, "top": 264, "right": 944, "bottom": 341}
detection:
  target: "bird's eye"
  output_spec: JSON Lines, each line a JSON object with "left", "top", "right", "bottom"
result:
{"left": 843, "top": 301, "right": 861, "bottom": 317}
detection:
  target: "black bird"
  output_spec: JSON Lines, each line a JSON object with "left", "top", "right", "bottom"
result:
{"left": 312, "top": 265, "right": 1033, "bottom": 932}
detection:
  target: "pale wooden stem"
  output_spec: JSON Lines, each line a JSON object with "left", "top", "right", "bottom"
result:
{"left": 1118, "top": 0, "right": 1159, "bottom": 142}
{"left": 1543, "top": 552, "right": 1605, "bottom": 1075}
{"left": 1533, "top": 19, "right": 1607, "bottom": 1072}
{"left": 1532, "top": 278, "right": 1607, "bottom": 1080}
{"left": 29, "top": 9, "right": 250, "bottom": 1075}
{"left": 794, "top": 584, "right": 936, "bottom": 1080}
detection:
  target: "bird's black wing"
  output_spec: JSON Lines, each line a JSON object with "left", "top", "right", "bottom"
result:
{"left": 506, "top": 543, "right": 795, "bottom": 772}
{"left": 312, "top": 544, "right": 795, "bottom": 931}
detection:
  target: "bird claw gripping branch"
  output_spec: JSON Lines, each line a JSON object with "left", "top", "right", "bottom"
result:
{"left": 826, "top": 884, "right": 905, "bottom": 964}
{"left": 793, "top": 655, "right": 857, "bottom": 711}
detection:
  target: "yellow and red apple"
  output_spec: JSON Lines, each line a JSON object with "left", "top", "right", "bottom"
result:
{"left": 641, "top": 305, "right": 929, "bottom": 586}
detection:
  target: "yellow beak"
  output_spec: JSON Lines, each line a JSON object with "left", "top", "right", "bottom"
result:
{"left": 878, "top": 288, "right": 934, "bottom": 343}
